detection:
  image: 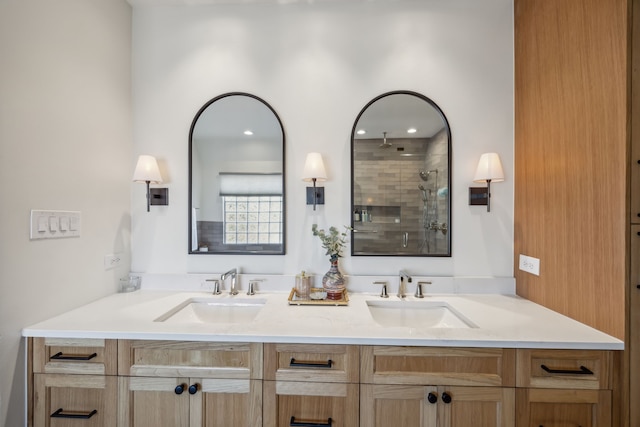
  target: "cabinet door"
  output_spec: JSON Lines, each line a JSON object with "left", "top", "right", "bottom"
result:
{"left": 33, "top": 373, "right": 117, "bottom": 427}
{"left": 118, "top": 376, "right": 190, "bottom": 427}
{"left": 192, "top": 378, "right": 262, "bottom": 427}
{"left": 630, "top": 226, "right": 640, "bottom": 426}
{"left": 360, "top": 384, "right": 437, "bottom": 427}
{"left": 264, "top": 381, "right": 359, "bottom": 427}
{"left": 516, "top": 388, "right": 611, "bottom": 427}
{"left": 438, "top": 386, "right": 514, "bottom": 427}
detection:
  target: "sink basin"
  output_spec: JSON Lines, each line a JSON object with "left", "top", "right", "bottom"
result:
{"left": 155, "top": 298, "right": 266, "bottom": 324}
{"left": 366, "top": 300, "right": 477, "bottom": 328}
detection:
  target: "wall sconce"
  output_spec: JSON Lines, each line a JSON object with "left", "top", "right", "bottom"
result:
{"left": 470, "top": 152, "right": 504, "bottom": 212}
{"left": 133, "top": 155, "right": 168, "bottom": 212}
{"left": 302, "top": 152, "right": 327, "bottom": 210}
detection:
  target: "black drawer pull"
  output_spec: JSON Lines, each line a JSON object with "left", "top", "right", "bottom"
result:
{"left": 50, "top": 352, "right": 97, "bottom": 361}
{"left": 290, "top": 416, "right": 332, "bottom": 426}
{"left": 175, "top": 384, "right": 186, "bottom": 395}
{"left": 50, "top": 408, "right": 97, "bottom": 419}
{"left": 290, "top": 358, "right": 333, "bottom": 369}
{"left": 427, "top": 392, "right": 437, "bottom": 404}
{"left": 188, "top": 384, "right": 198, "bottom": 395}
{"left": 441, "top": 392, "right": 452, "bottom": 404}
{"left": 540, "top": 364, "right": 593, "bottom": 375}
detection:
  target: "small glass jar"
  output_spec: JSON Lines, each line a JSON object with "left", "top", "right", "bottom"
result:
{"left": 295, "top": 272, "right": 311, "bottom": 299}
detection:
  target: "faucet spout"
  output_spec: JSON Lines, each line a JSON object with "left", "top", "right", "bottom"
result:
{"left": 398, "top": 269, "right": 412, "bottom": 298}
{"left": 221, "top": 268, "right": 239, "bottom": 295}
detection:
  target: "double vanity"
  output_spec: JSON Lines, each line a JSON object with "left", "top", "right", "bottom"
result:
{"left": 23, "top": 276, "right": 622, "bottom": 427}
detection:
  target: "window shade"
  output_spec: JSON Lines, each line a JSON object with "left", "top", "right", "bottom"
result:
{"left": 219, "top": 173, "right": 283, "bottom": 196}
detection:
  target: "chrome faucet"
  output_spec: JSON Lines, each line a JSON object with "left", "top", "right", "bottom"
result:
{"left": 398, "top": 270, "right": 412, "bottom": 298}
{"left": 221, "top": 268, "right": 239, "bottom": 295}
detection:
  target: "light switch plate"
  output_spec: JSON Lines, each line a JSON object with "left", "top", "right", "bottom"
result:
{"left": 519, "top": 254, "right": 540, "bottom": 276}
{"left": 30, "top": 210, "right": 81, "bottom": 240}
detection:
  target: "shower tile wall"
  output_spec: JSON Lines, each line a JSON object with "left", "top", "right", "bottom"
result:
{"left": 353, "top": 130, "right": 449, "bottom": 254}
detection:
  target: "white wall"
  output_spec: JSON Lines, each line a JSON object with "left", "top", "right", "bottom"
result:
{"left": 132, "top": 0, "right": 514, "bottom": 279}
{"left": 0, "top": 1, "right": 132, "bottom": 425}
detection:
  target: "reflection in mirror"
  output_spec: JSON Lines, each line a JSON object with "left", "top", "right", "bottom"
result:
{"left": 189, "top": 93, "right": 285, "bottom": 255}
{"left": 351, "top": 91, "right": 451, "bottom": 256}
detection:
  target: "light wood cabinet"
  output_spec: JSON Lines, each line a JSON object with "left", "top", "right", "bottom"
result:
{"left": 27, "top": 337, "right": 619, "bottom": 426}
{"left": 30, "top": 338, "right": 118, "bottom": 427}
{"left": 118, "top": 340, "right": 263, "bottom": 427}
{"left": 516, "top": 388, "right": 611, "bottom": 426}
{"left": 361, "top": 384, "right": 514, "bottom": 427}
{"left": 515, "top": 349, "right": 612, "bottom": 426}
{"left": 360, "top": 346, "right": 515, "bottom": 427}
{"left": 264, "top": 343, "right": 359, "bottom": 427}
{"left": 33, "top": 373, "right": 118, "bottom": 427}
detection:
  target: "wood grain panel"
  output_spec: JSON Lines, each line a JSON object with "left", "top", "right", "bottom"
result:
{"left": 360, "top": 346, "right": 515, "bottom": 387}
{"left": 514, "top": 0, "right": 628, "bottom": 339}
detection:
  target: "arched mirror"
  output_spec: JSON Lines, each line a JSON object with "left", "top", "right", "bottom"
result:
{"left": 351, "top": 91, "right": 451, "bottom": 256}
{"left": 189, "top": 93, "right": 285, "bottom": 255}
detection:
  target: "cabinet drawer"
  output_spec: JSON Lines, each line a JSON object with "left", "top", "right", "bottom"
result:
{"left": 33, "top": 373, "right": 117, "bottom": 427}
{"left": 264, "top": 343, "right": 359, "bottom": 383}
{"left": 516, "top": 349, "right": 611, "bottom": 390}
{"left": 118, "top": 340, "right": 263, "bottom": 379}
{"left": 263, "top": 380, "right": 359, "bottom": 427}
{"left": 32, "top": 337, "right": 117, "bottom": 375}
{"left": 361, "top": 346, "right": 516, "bottom": 387}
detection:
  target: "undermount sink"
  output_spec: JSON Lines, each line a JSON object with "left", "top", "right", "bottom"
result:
{"left": 366, "top": 300, "right": 478, "bottom": 329}
{"left": 154, "top": 298, "right": 266, "bottom": 324}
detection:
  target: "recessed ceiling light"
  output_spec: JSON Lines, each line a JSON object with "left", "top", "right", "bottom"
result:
{"left": 244, "top": 130, "right": 254, "bottom": 136}
{"left": 407, "top": 128, "right": 417, "bottom": 134}
{"left": 357, "top": 129, "right": 366, "bottom": 135}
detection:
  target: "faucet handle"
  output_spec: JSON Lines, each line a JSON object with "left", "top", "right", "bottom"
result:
{"left": 415, "top": 281, "right": 431, "bottom": 298}
{"left": 206, "top": 279, "right": 221, "bottom": 295}
{"left": 247, "top": 279, "right": 263, "bottom": 296}
{"left": 374, "top": 281, "right": 389, "bottom": 298}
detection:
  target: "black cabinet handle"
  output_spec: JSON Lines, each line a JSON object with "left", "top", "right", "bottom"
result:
{"left": 50, "top": 352, "right": 97, "bottom": 361}
{"left": 50, "top": 408, "right": 97, "bottom": 419}
{"left": 175, "top": 384, "right": 186, "bottom": 395}
{"left": 290, "top": 416, "right": 332, "bottom": 426}
{"left": 289, "top": 358, "right": 333, "bottom": 369}
{"left": 540, "top": 364, "right": 593, "bottom": 375}
{"left": 188, "top": 384, "right": 198, "bottom": 395}
{"left": 427, "top": 392, "right": 437, "bottom": 404}
{"left": 441, "top": 392, "right": 452, "bottom": 404}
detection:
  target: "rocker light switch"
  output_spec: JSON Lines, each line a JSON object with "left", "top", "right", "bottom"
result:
{"left": 30, "top": 210, "right": 81, "bottom": 240}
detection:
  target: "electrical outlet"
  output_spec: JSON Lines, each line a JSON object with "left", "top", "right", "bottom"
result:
{"left": 104, "top": 254, "right": 122, "bottom": 270}
{"left": 519, "top": 254, "right": 540, "bottom": 276}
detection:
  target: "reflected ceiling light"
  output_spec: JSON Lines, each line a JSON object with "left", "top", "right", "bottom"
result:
{"left": 302, "top": 152, "right": 327, "bottom": 211}
{"left": 407, "top": 128, "right": 417, "bottom": 134}
{"left": 470, "top": 152, "right": 505, "bottom": 212}
{"left": 244, "top": 130, "right": 254, "bottom": 136}
{"left": 357, "top": 129, "right": 366, "bottom": 135}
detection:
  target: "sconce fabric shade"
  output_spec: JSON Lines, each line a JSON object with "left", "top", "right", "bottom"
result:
{"left": 301, "top": 152, "right": 327, "bottom": 182}
{"left": 473, "top": 152, "right": 504, "bottom": 183}
{"left": 133, "top": 155, "right": 163, "bottom": 184}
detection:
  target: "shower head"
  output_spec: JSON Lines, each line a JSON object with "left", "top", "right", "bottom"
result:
{"left": 419, "top": 169, "right": 438, "bottom": 181}
{"left": 418, "top": 184, "right": 429, "bottom": 201}
{"left": 380, "top": 131, "right": 392, "bottom": 148}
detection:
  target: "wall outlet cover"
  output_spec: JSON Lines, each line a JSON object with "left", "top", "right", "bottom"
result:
{"left": 519, "top": 254, "right": 540, "bottom": 276}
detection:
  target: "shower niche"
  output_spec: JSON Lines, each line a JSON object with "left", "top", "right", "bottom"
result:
{"left": 350, "top": 91, "right": 451, "bottom": 256}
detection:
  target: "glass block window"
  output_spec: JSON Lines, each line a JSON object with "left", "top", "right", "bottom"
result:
{"left": 223, "top": 196, "right": 283, "bottom": 245}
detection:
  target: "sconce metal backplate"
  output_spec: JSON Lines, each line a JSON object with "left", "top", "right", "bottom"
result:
{"left": 469, "top": 187, "right": 488, "bottom": 206}
{"left": 150, "top": 188, "right": 169, "bottom": 206}
{"left": 306, "top": 187, "right": 325, "bottom": 205}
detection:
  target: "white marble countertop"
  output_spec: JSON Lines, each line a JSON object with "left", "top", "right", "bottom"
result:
{"left": 22, "top": 289, "right": 623, "bottom": 350}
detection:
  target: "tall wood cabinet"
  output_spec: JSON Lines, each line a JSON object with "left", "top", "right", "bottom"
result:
{"left": 514, "top": 0, "right": 631, "bottom": 424}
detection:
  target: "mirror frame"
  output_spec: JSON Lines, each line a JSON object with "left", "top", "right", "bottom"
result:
{"left": 350, "top": 90, "right": 452, "bottom": 257}
{"left": 188, "top": 92, "right": 286, "bottom": 255}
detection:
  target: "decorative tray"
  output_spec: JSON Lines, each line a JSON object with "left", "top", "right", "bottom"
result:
{"left": 287, "top": 287, "right": 349, "bottom": 306}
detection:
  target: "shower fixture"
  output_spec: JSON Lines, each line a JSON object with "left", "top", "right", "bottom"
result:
{"left": 419, "top": 169, "right": 438, "bottom": 181}
{"left": 380, "top": 131, "right": 392, "bottom": 148}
